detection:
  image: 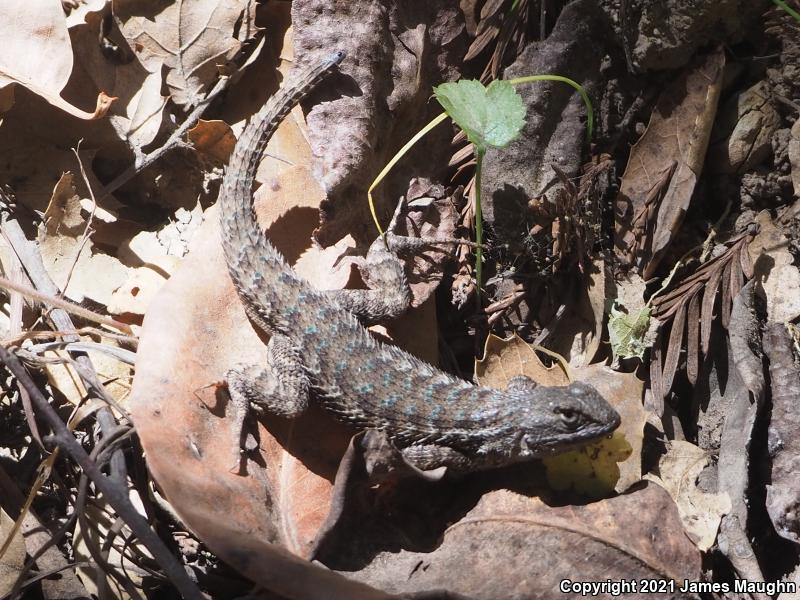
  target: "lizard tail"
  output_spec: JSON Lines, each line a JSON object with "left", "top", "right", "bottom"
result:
{"left": 219, "top": 51, "right": 345, "bottom": 334}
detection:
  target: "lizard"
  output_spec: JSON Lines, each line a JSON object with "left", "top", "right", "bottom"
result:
{"left": 218, "top": 50, "right": 620, "bottom": 475}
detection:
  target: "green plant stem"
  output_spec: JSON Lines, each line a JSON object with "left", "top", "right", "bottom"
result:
{"left": 368, "top": 77, "right": 593, "bottom": 236}
{"left": 508, "top": 74, "right": 594, "bottom": 139}
{"left": 368, "top": 112, "right": 450, "bottom": 237}
{"left": 773, "top": 0, "right": 800, "bottom": 22}
{"left": 474, "top": 147, "right": 485, "bottom": 295}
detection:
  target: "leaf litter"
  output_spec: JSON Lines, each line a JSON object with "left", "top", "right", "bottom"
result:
{"left": 0, "top": 0, "right": 799, "bottom": 598}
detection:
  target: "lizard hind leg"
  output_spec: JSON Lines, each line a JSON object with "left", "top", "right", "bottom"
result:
{"left": 226, "top": 333, "right": 311, "bottom": 455}
{"left": 400, "top": 444, "right": 474, "bottom": 474}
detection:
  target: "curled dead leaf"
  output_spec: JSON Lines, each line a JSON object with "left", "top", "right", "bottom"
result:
{"left": 644, "top": 440, "right": 731, "bottom": 551}
{"left": 343, "top": 485, "right": 701, "bottom": 597}
{"left": 615, "top": 48, "right": 725, "bottom": 277}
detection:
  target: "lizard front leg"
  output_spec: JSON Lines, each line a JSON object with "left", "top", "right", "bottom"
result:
{"left": 226, "top": 333, "right": 310, "bottom": 454}
{"left": 330, "top": 231, "right": 471, "bottom": 323}
{"left": 328, "top": 239, "right": 411, "bottom": 324}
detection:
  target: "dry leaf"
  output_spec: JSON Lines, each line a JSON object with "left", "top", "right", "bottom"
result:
{"left": 750, "top": 210, "right": 800, "bottom": 323}
{"left": 346, "top": 485, "right": 701, "bottom": 597}
{"left": 615, "top": 48, "right": 725, "bottom": 277}
{"left": 106, "top": 260, "right": 181, "bottom": 317}
{"left": 475, "top": 333, "right": 569, "bottom": 388}
{"left": 188, "top": 119, "right": 237, "bottom": 164}
{"left": 0, "top": 1, "right": 112, "bottom": 119}
{"left": 645, "top": 440, "right": 731, "bottom": 551}
{"left": 294, "top": 0, "right": 467, "bottom": 246}
{"left": 110, "top": 69, "right": 168, "bottom": 150}
{"left": 38, "top": 177, "right": 129, "bottom": 306}
{"left": 117, "top": 2, "right": 255, "bottom": 109}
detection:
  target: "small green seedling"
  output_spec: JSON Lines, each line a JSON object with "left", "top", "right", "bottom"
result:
{"left": 368, "top": 74, "right": 594, "bottom": 295}
{"left": 434, "top": 79, "right": 526, "bottom": 288}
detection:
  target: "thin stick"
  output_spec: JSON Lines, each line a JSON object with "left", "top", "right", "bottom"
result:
{"left": 99, "top": 75, "right": 231, "bottom": 199}
{"left": 0, "top": 274, "right": 132, "bottom": 334}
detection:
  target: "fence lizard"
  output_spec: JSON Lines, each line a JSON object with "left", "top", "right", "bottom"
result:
{"left": 218, "top": 51, "right": 620, "bottom": 474}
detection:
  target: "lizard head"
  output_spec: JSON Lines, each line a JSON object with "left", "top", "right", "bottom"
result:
{"left": 512, "top": 380, "right": 621, "bottom": 458}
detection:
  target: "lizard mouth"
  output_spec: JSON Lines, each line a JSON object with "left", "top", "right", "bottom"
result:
{"left": 521, "top": 428, "right": 613, "bottom": 457}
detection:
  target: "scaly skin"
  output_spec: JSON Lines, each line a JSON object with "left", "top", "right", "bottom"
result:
{"left": 219, "top": 52, "right": 620, "bottom": 472}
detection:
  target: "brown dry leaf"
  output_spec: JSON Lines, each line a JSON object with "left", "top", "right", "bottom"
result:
{"left": 108, "top": 69, "right": 168, "bottom": 150}
{"left": 0, "top": 2, "right": 112, "bottom": 119}
{"left": 106, "top": 259, "right": 181, "bottom": 317}
{"left": 35, "top": 174, "right": 134, "bottom": 405}
{"left": 475, "top": 333, "right": 569, "bottom": 388}
{"left": 45, "top": 344, "right": 132, "bottom": 409}
{"left": 129, "top": 50, "right": 439, "bottom": 592}
{"left": 750, "top": 210, "right": 800, "bottom": 323}
{"left": 615, "top": 48, "right": 725, "bottom": 278}
{"left": 107, "top": 204, "right": 204, "bottom": 317}
{"left": 0, "top": 133, "right": 103, "bottom": 214}
{"left": 117, "top": 2, "right": 255, "bottom": 109}
{"left": 64, "top": 3, "right": 171, "bottom": 151}
{"left": 38, "top": 174, "right": 129, "bottom": 306}
{"left": 188, "top": 119, "right": 237, "bottom": 164}
{"left": 0, "top": 508, "right": 25, "bottom": 598}
{"left": 43, "top": 173, "right": 85, "bottom": 234}
{"left": 347, "top": 484, "right": 701, "bottom": 597}
{"left": 41, "top": 180, "right": 187, "bottom": 321}
{"left": 645, "top": 441, "right": 731, "bottom": 551}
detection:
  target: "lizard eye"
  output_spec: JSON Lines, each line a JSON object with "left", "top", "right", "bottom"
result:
{"left": 556, "top": 407, "right": 581, "bottom": 430}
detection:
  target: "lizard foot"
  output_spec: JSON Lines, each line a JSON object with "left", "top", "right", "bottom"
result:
{"left": 225, "top": 334, "right": 311, "bottom": 470}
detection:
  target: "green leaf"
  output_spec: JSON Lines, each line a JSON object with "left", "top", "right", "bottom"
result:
{"left": 433, "top": 79, "right": 526, "bottom": 151}
{"left": 608, "top": 301, "right": 657, "bottom": 361}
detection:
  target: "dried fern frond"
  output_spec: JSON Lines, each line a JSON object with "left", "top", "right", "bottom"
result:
{"left": 465, "top": 0, "right": 532, "bottom": 82}
{"left": 648, "top": 225, "right": 758, "bottom": 403}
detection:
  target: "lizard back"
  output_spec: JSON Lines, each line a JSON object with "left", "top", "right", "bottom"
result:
{"left": 219, "top": 52, "right": 620, "bottom": 465}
